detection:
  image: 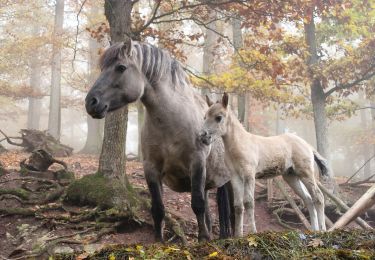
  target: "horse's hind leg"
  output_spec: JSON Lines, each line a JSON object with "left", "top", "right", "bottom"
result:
{"left": 282, "top": 174, "right": 319, "bottom": 230}
{"left": 144, "top": 162, "right": 165, "bottom": 242}
{"left": 300, "top": 176, "right": 326, "bottom": 231}
{"left": 244, "top": 174, "right": 257, "bottom": 233}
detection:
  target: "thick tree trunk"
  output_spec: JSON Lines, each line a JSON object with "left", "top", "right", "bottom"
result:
{"left": 99, "top": 0, "right": 132, "bottom": 184}
{"left": 48, "top": 0, "right": 64, "bottom": 140}
{"left": 27, "top": 25, "right": 42, "bottom": 130}
{"left": 304, "top": 15, "right": 330, "bottom": 161}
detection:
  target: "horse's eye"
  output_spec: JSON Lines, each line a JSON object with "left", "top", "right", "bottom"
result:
{"left": 215, "top": 115, "right": 222, "bottom": 123}
{"left": 116, "top": 64, "right": 127, "bottom": 73}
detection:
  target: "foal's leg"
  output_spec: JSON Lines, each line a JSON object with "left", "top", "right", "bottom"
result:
{"left": 244, "top": 173, "right": 257, "bottom": 233}
{"left": 300, "top": 176, "right": 326, "bottom": 231}
{"left": 144, "top": 162, "right": 165, "bottom": 242}
{"left": 282, "top": 174, "right": 319, "bottom": 230}
{"left": 231, "top": 174, "right": 245, "bottom": 237}
{"left": 205, "top": 190, "right": 212, "bottom": 234}
{"left": 191, "top": 155, "right": 210, "bottom": 241}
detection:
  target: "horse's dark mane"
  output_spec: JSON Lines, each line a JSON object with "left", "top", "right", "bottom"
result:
{"left": 99, "top": 41, "right": 189, "bottom": 88}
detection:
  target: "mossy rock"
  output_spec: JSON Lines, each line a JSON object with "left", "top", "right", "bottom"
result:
{"left": 54, "top": 169, "right": 75, "bottom": 181}
{"left": 64, "top": 172, "right": 133, "bottom": 210}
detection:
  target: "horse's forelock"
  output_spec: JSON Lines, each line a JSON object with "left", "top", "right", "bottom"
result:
{"left": 99, "top": 43, "right": 123, "bottom": 70}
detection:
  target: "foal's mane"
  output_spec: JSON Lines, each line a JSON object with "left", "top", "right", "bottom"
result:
{"left": 99, "top": 41, "right": 189, "bottom": 88}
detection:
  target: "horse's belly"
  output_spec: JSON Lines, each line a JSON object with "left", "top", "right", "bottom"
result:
{"left": 256, "top": 164, "right": 286, "bottom": 179}
{"left": 163, "top": 173, "right": 191, "bottom": 192}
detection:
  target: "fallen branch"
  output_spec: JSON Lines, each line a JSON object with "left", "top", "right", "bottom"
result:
{"left": 274, "top": 179, "right": 311, "bottom": 230}
{"left": 272, "top": 207, "right": 297, "bottom": 230}
{"left": 340, "top": 173, "right": 375, "bottom": 187}
{"left": 330, "top": 183, "right": 375, "bottom": 230}
{"left": 318, "top": 182, "right": 373, "bottom": 230}
{"left": 345, "top": 154, "right": 375, "bottom": 184}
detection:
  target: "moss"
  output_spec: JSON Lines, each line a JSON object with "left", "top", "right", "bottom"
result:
{"left": 64, "top": 172, "right": 139, "bottom": 211}
{"left": 54, "top": 169, "right": 75, "bottom": 181}
{"left": 0, "top": 188, "right": 30, "bottom": 200}
{"left": 55, "top": 229, "right": 375, "bottom": 260}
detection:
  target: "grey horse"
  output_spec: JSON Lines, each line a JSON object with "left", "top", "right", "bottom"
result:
{"left": 85, "top": 40, "right": 232, "bottom": 242}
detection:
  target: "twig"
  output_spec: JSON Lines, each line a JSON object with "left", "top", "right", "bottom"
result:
{"left": 72, "top": 0, "right": 88, "bottom": 68}
{"left": 345, "top": 154, "right": 375, "bottom": 184}
{"left": 341, "top": 173, "right": 375, "bottom": 187}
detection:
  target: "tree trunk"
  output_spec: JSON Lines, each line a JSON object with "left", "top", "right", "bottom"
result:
{"left": 360, "top": 93, "right": 371, "bottom": 177}
{"left": 81, "top": 4, "right": 103, "bottom": 155}
{"left": 372, "top": 96, "right": 375, "bottom": 162}
{"left": 304, "top": 17, "right": 330, "bottom": 162}
{"left": 201, "top": 9, "right": 218, "bottom": 97}
{"left": 100, "top": 0, "right": 132, "bottom": 183}
{"left": 48, "top": 0, "right": 64, "bottom": 140}
{"left": 27, "top": 26, "right": 42, "bottom": 130}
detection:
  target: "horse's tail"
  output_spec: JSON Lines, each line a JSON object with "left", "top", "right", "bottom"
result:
{"left": 313, "top": 150, "right": 330, "bottom": 177}
{"left": 217, "top": 181, "right": 232, "bottom": 238}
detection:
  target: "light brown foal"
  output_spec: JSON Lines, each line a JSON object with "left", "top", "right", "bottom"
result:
{"left": 200, "top": 93, "right": 330, "bottom": 236}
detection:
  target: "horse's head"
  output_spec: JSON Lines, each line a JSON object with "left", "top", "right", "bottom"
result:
{"left": 85, "top": 40, "right": 145, "bottom": 119}
{"left": 200, "top": 93, "right": 229, "bottom": 145}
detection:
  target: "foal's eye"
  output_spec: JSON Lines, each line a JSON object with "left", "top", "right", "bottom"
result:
{"left": 215, "top": 115, "right": 223, "bottom": 123}
{"left": 115, "top": 64, "right": 127, "bottom": 73}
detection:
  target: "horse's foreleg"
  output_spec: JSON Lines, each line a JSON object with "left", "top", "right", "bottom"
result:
{"left": 205, "top": 191, "right": 212, "bottom": 234}
{"left": 191, "top": 156, "right": 210, "bottom": 241}
{"left": 244, "top": 173, "right": 257, "bottom": 233}
{"left": 283, "top": 174, "right": 319, "bottom": 230}
{"left": 144, "top": 162, "right": 165, "bottom": 242}
{"left": 232, "top": 174, "right": 244, "bottom": 237}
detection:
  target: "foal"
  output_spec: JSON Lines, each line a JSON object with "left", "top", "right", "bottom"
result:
{"left": 200, "top": 93, "right": 330, "bottom": 236}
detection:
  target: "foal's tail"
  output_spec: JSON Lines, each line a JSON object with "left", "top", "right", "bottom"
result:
{"left": 217, "top": 181, "right": 232, "bottom": 238}
{"left": 313, "top": 150, "right": 331, "bottom": 177}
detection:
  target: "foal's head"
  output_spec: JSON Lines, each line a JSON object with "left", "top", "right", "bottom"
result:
{"left": 200, "top": 93, "right": 229, "bottom": 145}
{"left": 85, "top": 40, "right": 145, "bottom": 119}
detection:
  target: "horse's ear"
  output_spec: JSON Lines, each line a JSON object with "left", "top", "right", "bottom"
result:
{"left": 222, "top": 92, "right": 229, "bottom": 108}
{"left": 205, "top": 95, "right": 214, "bottom": 107}
{"left": 121, "top": 38, "right": 133, "bottom": 57}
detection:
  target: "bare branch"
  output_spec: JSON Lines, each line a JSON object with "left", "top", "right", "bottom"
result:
{"left": 72, "top": 0, "right": 88, "bottom": 67}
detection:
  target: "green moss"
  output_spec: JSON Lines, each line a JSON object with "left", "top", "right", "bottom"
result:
{"left": 54, "top": 169, "right": 75, "bottom": 180}
{"left": 0, "top": 188, "right": 30, "bottom": 200}
{"left": 55, "top": 229, "right": 375, "bottom": 260}
{"left": 64, "top": 172, "right": 139, "bottom": 212}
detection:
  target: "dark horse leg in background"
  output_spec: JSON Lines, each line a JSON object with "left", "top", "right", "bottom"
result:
{"left": 205, "top": 190, "right": 212, "bottom": 234}
{"left": 191, "top": 154, "right": 210, "bottom": 241}
{"left": 217, "top": 181, "right": 233, "bottom": 238}
{"left": 144, "top": 162, "right": 165, "bottom": 242}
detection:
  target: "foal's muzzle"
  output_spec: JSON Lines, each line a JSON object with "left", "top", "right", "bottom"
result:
{"left": 199, "top": 130, "right": 212, "bottom": 145}
{"left": 85, "top": 94, "right": 109, "bottom": 119}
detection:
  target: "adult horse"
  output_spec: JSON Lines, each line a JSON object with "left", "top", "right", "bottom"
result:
{"left": 85, "top": 40, "right": 232, "bottom": 241}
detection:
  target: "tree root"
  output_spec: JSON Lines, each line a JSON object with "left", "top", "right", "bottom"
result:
{"left": 272, "top": 207, "right": 298, "bottom": 230}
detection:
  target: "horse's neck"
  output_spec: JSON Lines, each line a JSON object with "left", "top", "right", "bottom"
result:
{"left": 222, "top": 109, "right": 252, "bottom": 149}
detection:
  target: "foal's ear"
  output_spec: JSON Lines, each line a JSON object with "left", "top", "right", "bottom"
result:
{"left": 222, "top": 92, "right": 229, "bottom": 108}
{"left": 121, "top": 38, "right": 133, "bottom": 57}
{"left": 205, "top": 95, "right": 214, "bottom": 107}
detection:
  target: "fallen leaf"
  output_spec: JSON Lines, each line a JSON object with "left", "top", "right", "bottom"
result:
{"left": 247, "top": 237, "right": 258, "bottom": 247}
{"left": 308, "top": 238, "right": 324, "bottom": 247}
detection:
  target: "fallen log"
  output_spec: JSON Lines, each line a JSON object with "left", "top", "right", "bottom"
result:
{"left": 318, "top": 182, "right": 373, "bottom": 230}
{"left": 20, "top": 149, "right": 67, "bottom": 172}
{"left": 330, "top": 183, "right": 375, "bottom": 230}
{"left": 0, "top": 129, "right": 73, "bottom": 157}
{"left": 274, "top": 179, "right": 311, "bottom": 230}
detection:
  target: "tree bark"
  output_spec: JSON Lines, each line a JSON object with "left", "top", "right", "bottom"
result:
{"left": 27, "top": 24, "right": 42, "bottom": 130}
{"left": 48, "top": 0, "right": 64, "bottom": 140}
{"left": 201, "top": 8, "right": 218, "bottom": 97}
{"left": 99, "top": 0, "right": 132, "bottom": 184}
{"left": 360, "top": 93, "right": 371, "bottom": 177}
{"left": 304, "top": 16, "right": 330, "bottom": 162}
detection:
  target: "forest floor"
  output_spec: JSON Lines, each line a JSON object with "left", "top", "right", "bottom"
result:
{"left": 0, "top": 151, "right": 374, "bottom": 259}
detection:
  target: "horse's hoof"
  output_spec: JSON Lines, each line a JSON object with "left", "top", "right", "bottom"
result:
{"left": 198, "top": 234, "right": 211, "bottom": 243}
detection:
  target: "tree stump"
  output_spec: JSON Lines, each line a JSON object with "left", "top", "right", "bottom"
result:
{"left": 20, "top": 149, "right": 67, "bottom": 172}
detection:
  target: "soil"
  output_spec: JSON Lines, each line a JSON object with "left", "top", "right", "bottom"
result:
{"left": 0, "top": 151, "right": 373, "bottom": 258}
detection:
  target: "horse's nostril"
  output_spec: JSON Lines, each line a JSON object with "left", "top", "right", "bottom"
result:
{"left": 90, "top": 97, "right": 99, "bottom": 106}
{"left": 200, "top": 130, "right": 208, "bottom": 137}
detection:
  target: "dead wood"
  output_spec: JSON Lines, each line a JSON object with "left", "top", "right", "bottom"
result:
{"left": 20, "top": 149, "right": 67, "bottom": 172}
{"left": 274, "top": 179, "right": 311, "bottom": 230}
{"left": 318, "top": 182, "right": 373, "bottom": 230}
{"left": 0, "top": 129, "right": 73, "bottom": 157}
{"left": 340, "top": 173, "right": 375, "bottom": 187}
{"left": 330, "top": 184, "right": 375, "bottom": 230}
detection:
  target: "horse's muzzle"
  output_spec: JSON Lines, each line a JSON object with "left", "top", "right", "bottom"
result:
{"left": 85, "top": 95, "right": 108, "bottom": 119}
{"left": 199, "top": 130, "right": 212, "bottom": 145}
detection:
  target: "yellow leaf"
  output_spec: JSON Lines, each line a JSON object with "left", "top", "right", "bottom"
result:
{"left": 108, "top": 253, "right": 116, "bottom": 260}
{"left": 247, "top": 237, "right": 258, "bottom": 247}
{"left": 308, "top": 238, "right": 324, "bottom": 247}
{"left": 208, "top": 251, "right": 218, "bottom": 258}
